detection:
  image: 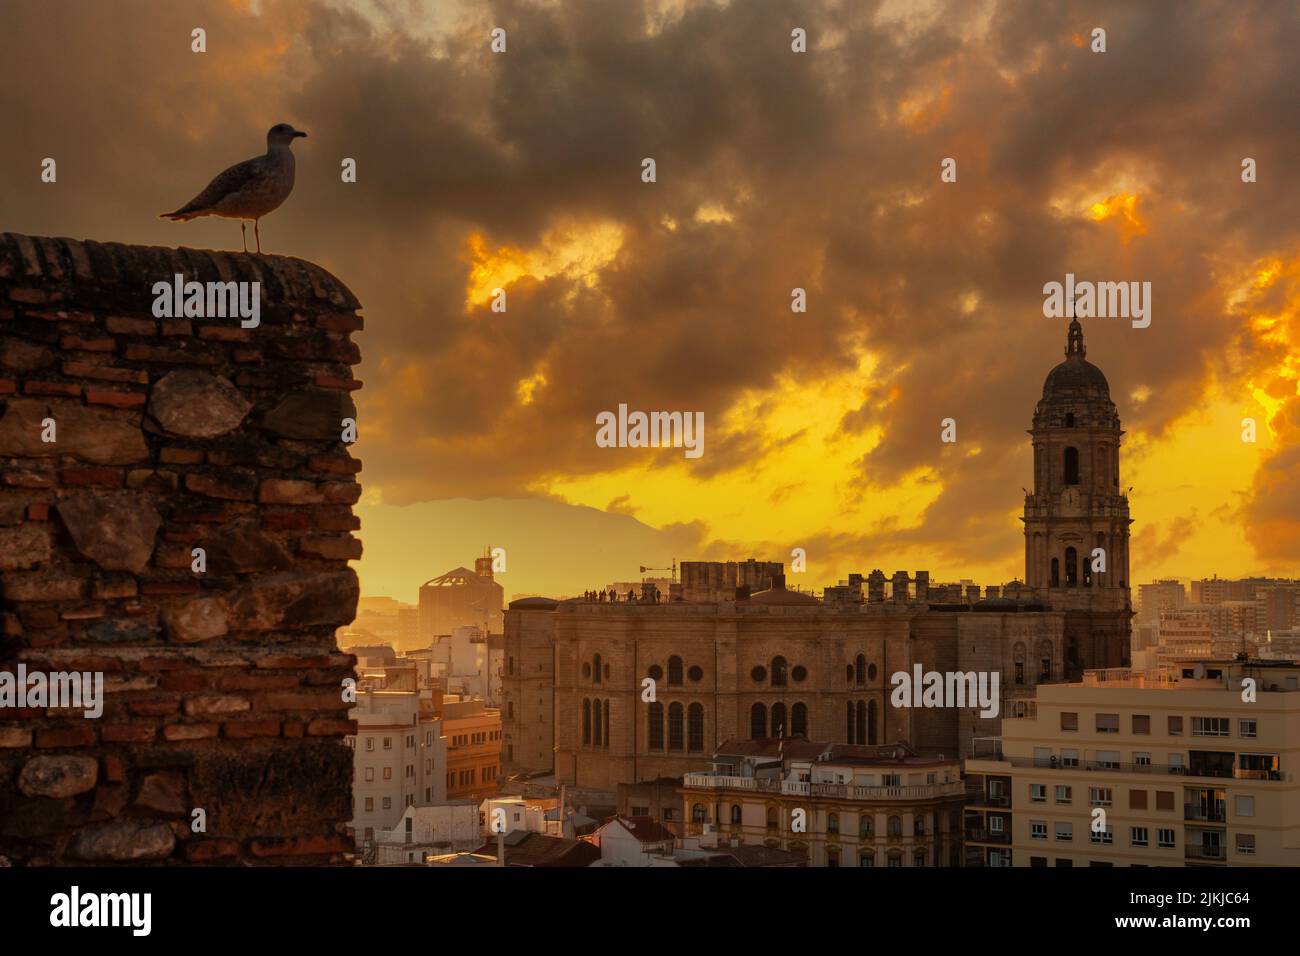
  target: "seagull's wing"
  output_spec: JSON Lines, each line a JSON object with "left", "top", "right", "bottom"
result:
{"left": 160, "top": 155, "right": 268, "bottom": 220}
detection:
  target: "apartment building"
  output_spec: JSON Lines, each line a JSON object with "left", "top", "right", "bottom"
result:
{"left": 444, "top": 697, "right": 504, "bottom": 801}
{"left": 347, "top": 687, "right": 448, "bottom": 846}
{"left": 680, "top": 738, "right": 965, "bottom": 867}
{"left": 965, "top": 659, "right": 1300, "bottom": 866}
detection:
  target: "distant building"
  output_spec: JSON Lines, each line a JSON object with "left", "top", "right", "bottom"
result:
{"left": 419, "top": 557, "right": 504, "bottom": 640}
{"left": 470, "top": 831, "right": 601, "bottom": 867}
{"left": 443, "top": 697, "right": 503, "bottom": 802}
{"left": 1138, "top": 580, "right": 1186, "bottom": 628}
{"left": 374, "top": 803, "right": 481, "bottom": 865}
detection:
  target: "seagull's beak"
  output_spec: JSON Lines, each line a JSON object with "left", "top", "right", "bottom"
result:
{"left": 293, "top": 130, "right": 308, "bottom": 138}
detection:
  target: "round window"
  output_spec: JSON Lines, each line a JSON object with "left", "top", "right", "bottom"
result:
{"left": 792, "top": 665, "right": 807, "bottom": 682}
{"left": 648, "top": 665, "right": 663, "bottom": 681}
{"left": 688, "top": 665, "right": 703, "bottom": 682}
{"left": 751, "top": 665, "right": 767, "bottom": 683}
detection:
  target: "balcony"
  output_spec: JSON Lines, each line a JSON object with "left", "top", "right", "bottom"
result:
{"left": 998, "top": 755, "right": 1287, "bottom": 781}
{"left": 965, "top": 790, "right": 1011, "bottom": 808}
{"left": 965, "top": 828, "right": 1011, "bottom": 845}
{"left": 683, "top": 773, "right": 963, "bottom": 801}
{"left": 1183, "top": 805, "right": 1227, "bottom": 824}
{"left": 1185, "top": 843, "right": 1226, "bottom": 862}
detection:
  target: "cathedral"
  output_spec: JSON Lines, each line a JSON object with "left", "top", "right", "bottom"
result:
{"left": 502, "top": 320, "right": 1133, "bottom": 791}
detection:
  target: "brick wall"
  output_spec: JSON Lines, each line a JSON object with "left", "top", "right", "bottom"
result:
{"left": 0, "top": 233, "right": 362, "bottom": 865}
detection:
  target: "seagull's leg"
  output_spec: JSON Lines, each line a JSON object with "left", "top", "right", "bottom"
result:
{"left": 255, "top": 219, "right": 262, "bottom": 254}
{"left": 241, "top": 222, "right": 248, "bottom": 253}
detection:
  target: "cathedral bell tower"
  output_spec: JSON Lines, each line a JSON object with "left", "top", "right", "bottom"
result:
{"left": 1023, "top": 319, "right": 1132, "bottom": 674}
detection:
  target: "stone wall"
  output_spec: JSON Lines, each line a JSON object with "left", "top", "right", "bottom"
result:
{"left": 0, "top": 233, "right": 362, "bottom": 865}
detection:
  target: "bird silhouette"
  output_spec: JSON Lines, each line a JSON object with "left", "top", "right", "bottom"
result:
{"left": 160, "top": 123, "right": 306, "bottom": 253}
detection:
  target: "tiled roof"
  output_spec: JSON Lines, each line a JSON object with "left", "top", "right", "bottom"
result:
{"left": 604, "top": 815, "right": 676, "bottom": 844}
{"left": 471, "top": 831, "right": 601, "bottom": 867}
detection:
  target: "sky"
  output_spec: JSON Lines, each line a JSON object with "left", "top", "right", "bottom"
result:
{"left": 1, "top": 0, "right": 1297, "bottom": 602}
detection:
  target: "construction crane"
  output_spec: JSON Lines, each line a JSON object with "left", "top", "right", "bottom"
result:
{"left": 639, "top": 559, "right": 678, "bottom": 582}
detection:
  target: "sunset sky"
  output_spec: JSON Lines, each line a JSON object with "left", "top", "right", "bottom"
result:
{"left": 2, "top": 0, "right": 1297, "bottom": 602}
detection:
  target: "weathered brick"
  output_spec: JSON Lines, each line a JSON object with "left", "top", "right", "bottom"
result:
{"left": 86, "top": 388, "right": 147, "bottom": 409}
{"left": 0, "top": 727, "right": 34, "bottom": 748}
{"left": 249, "top": 835, "right": 352, "bottom": 858}
{"left": 62, "top": 361, "right": 150, "bottom": 385}
{"left": 183, "top": 695, "right": 250, "bottom": 717}
{"left": 60, "top": 467, "right": 124, "bottom": 487}
{"left": 35, "top": 725, "right": 98, "bottom": 748}
{"left": 161, "top": 723, "right": 218, "bottom": 741}
{"left": 105, "top": 316, "right": 157, "bottom": 335}
{"left": 185, "top": 839, "right": 241, "bottom": 862}
{"left": 24, "top": 380, "right": 81, "bottom": 397}
{"left": 222, "top": 719, "right": 281, "bottom": 739}
{"left": 101, "top": 723, "right": 157, "bottom": 743}
{"left": 306, "top": 718, "right": 356, "bottom": 736}
{"left": 299, "top": 535, "right": 363, "bottom": 561}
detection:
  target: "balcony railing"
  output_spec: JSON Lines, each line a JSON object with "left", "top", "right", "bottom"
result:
{"left": 997, "top": 755, "right": 1286, "bottom": 781}
{"left": 683, "top": 773, "right": 964, "bottom": 801}
{"left": 965, "top": 828, "right": 1011, "bottom": 845}
{"left": 965, "top": 790, "right": 1011, "bottom": 808}
{"left": 1185, "top": 843, "right": 1226, "bottom": 861}
{"left": 1183, "top": 805, "right": 1228, "bottom": 823}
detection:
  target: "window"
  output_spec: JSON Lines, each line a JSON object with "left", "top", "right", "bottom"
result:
{"left": 1097, "top": 750, "right": 1120, "bottom": 770}
{"left": 1031, "top": 821, "right": 1047, "bottom": 840}
{"left": 791, "top": 665, "right": 807, "bottom": 682}
{"left": 603, "top": 699, "right": 610, "bottom": 750}
{"left": 860, "top": 816, "right": 874, "bottom": 838}
{"left": 648, "top": 664, "right": 663, "bottom": 681}
{"left": 1129, "top": 789, "right": 1147, "bottom": 810}
{"left": 1168, "top": 716, "right": 1183, "bottom": 736}
{"left": 1168, "top": 753, "right": 1185, "bottom": 773}
{"left": 648, "top": 701, "right": 664, "bottom": 750}
{"left": 1060, "top": 712, "right": 1078, "bottom": 731}
{"left": 1065, "top": 547, "right": 1078, "bottom": 586}
{"left": 1051, "top": 557, "right": 1060, "bottom": 587}
{"left": 751, "top": 703, "right": 767, "bottom": 740}
{"left": 1235, "top": 834, "right": 1256, "bottom": 856}
{"left": 1134, "top": 752, "right": 1151, "bottom": 768}
{"left": 1239, "top": 719, "right": 1257, "bottom": 738}
{"left": 1192, "top": 716, "right": 1229, "bottom": 737}
{"left": 1132, "top": 715, "right": 1150, "bottom": 735}
{"left": 888, "top": 816, "right": 902, "bottom": 837}
{"left": 688, "top": 665, "right": 703, "bottom": 683}
{"left": 383, "top": 767, "right": 392, "bottom": 780}
{"left": 668, "top": 656, "right": 683, "bottom": 686}
{"left": 1061, "top": 748, "right": 1079, "bottom": 768}
{"left": 1157, "top": 828, "right": 1175, "bottom": 848}
{"left": 1089, "top": 825, "right": 1113, "bottom": 845}
{"left": 1030, "top": 856, "right": 1048, "bottom": 867}
{"left": 593, "top": 698, "right": 602, "bottom": 746}
{"left": 826, "top": 848, "right": 840, "bottom": 868}
{"left": 859, "top": 851, "right": 874, "bottom": 867}
{"left": 668, "top": 703, "right": 684, "bottom": 751}
{"left": 771, "top": 656, "right": 788, "bottom": 688}
{"left": 1096, "top": 713, "right": 1119, "bottom": 734}
{"left": 1064, "top": 446, "right": 1079, "bottom": 485}
{"left": 383, "top": 797, "right": 392, "bottom": 810}
{"left": 364, "top": 797, "right": 373, "bottom": 812}
{"left": 383, "top": 737, "right": 392, "bottom": 749}
{"left": 364, "top": 768, "right": 374, "bottom": 782}
{"left": 1030, "top": 784, "right": 1046, "bottom": 803}
{"left": 1089, "top": 787, "right": 1112, "bottom": 807}
{"left": 582, "top": 698, "right": 592, "bottom": 745}
{"left": 791, "top": 702, "right": 808, "bottom": 737}
{"left": 766, "top": 807, "right": 778, "bottom": 830}
{"left": 692, "top": 804, "right": 706, "bottom": 824}
{"left": 1055, "top": 785, "right": 1072, "bottom": 803}
{"left": 771, "top": 702, "right": 787, "bottom": 738}
{"left": 828, "top": 813, "right": 840, "bottom": 834}
{"left": 730, "top": 805, "right": 741, "bottom": 825}
{"left": 1055, "top": 822, "right": 1072, "bottom": 842}
{"left": 854, "top": 654, "right": 866, "bottom": 687}
{"left": 688, "top": 703, "right": 704, "bottom": 752}
{"left": 1130, "top": 827, "right": 1148, "bottom": 847}
{"left": 592, "top": 653, "right": 602, "bottom": 686}
{"left": 751, "top": 665, "right": 767, "bottom": 683}
{"left": 365, "top": 737, "right": 374, "bottom": 751}
{"left": 1235, "top": 795, "right": 1255, "bottom": 818}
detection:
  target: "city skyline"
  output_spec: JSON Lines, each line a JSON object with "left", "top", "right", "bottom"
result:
{"left": 1, "top": 0, "right": 1296, "bottom": 603}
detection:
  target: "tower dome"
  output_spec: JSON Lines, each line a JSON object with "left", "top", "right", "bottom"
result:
{"left": 1041, "top": 318, "right": 1110, "bottom": 402}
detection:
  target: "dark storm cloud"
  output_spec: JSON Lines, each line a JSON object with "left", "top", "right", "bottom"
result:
{"left": 1, "top": 0, "right": 1296, "bottom": 569}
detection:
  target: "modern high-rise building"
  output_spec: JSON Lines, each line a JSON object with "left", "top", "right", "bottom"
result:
{"left": 964, "top": 659, "right": 1300, "bottom": 866}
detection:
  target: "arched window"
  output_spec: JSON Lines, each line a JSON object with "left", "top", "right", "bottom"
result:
{"left": 888, "top": 815, "right": 902, "bottom": 837}
{"left": 1064, "top": 446, "right": 1079, "bottom": 485}
{"left": 860, "top": 815, "right": 874, "bottom": 838}
{"left": 668, "top": 655, "right": 683, "bottom": 686}
{"left": 826, "top": 847, "right": 840, "bottom": 868}
{"left": 791, "top": 702, "right": 807, "bottom": 737}
{"left": 1039, "top": 640, "right": 1054, "bottom": 682}
{"left": 648, "top": 701, "right": 664, "bottom": 750}
{"left": 692, "top": 803, "right": 706, "bottom": 824}
{"left": 592, "top": 697, "right": 602, "bottom": 747}
{"left": 771, "top": 656, "right": 788, "bottom": 687}
{"left": 1013, "top": 641, "right": 1027, "bottom": 685}
{"left": 751, "top": 703, "right": 767, "bottom": 739}
{"left": 1065, "top": 546, "right": 1078, "bottom": 586}
{"left": 668, "top": 703, "right": 684, "bottom": 751}
{"left": 859, "top": 851, "right": 874, "bottom": 867}
{"left": 1065, "top": 412, "right": 1075, "bottom": 427}
{"left": 867, "top": 699, "right": 878, "bottom": 745}
{"left": 845, "top": 664, "right": 854, "bottom": 682}
{"left": 582, "top": 699, "right": 591, "bottom": 745}
{"left": 592, "top": 652, "right": 602, "bottom": 686}
{"left": 1050, "top": 557, "right": 1060, "bottom": 587}
{"left": 828, "top": 813, "right": 839, "bottom": 834}
{"left": 766, "top": 807, "right": 778, "bottom": 830}
{"left": 771, "top": 702, "right": 787, "bottom": 738}
{"left": 854, "top": 653, "right": 866, "bottom": 687}
{"left": 730, "top": 804, "right": 742, "bottom": 824}
{"left": 847, "top": 701, "right": 855, "bottom": 743}
{"left": 688, "top": 703, "right": 704, "bottom": 752}
{"left": 855, "top": 700, "right": 866, "bottom": 745}
{"left": 603, "top": 699, "right": 610, "bottom": 749}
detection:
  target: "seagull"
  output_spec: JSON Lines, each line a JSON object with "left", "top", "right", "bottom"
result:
{"left": 160, "top": 123, "right": 307, "bottom": 253}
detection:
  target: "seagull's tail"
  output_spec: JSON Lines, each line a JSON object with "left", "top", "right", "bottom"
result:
{"left": 159, "top": 204, "right": 205, "bottom": 221}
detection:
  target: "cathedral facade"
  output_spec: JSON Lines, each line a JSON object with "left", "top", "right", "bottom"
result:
{"left": 502, "top": 321, "right": 1133, "bottom": 791}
